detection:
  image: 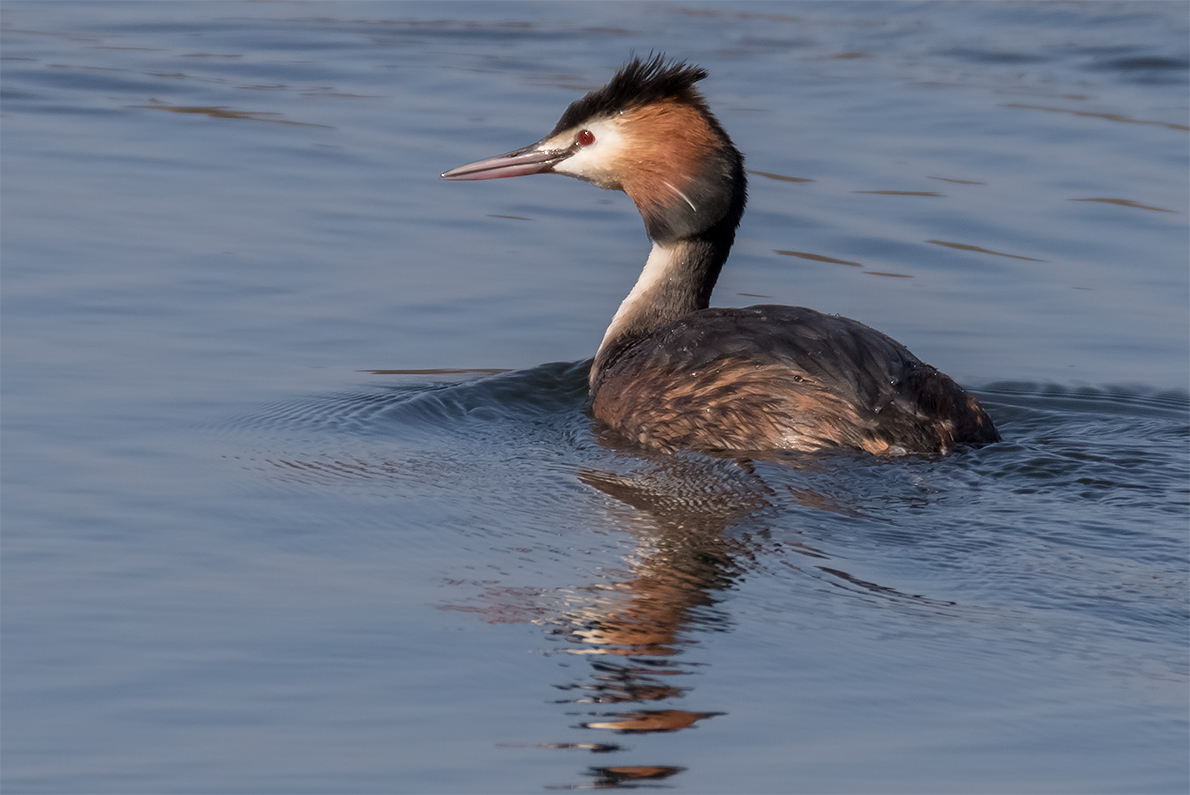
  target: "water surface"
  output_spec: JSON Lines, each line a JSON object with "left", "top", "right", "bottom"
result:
{"left": 3, "top": 2, "right": 1187, "bottom": 792}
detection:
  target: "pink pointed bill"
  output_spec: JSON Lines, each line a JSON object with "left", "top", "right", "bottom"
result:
{"left": 441, "top": 142, "right": 571, "bottom": 181}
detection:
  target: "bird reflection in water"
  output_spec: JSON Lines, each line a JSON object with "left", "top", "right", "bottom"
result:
{"left": 521, "top": 450, "right": 774, "bottom": 788}
{"left": 455, "top": 435, "right": 953, "bottom": 790}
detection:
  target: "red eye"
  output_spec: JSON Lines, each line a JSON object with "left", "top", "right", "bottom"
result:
{"left": 577, "top": 129, "right": 595, "bottom": 146}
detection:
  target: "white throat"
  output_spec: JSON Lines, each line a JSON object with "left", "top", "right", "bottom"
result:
{"left": 596, "top": 241, "right": 681, "bottom": 358}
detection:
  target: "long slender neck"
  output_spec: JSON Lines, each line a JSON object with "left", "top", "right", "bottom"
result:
{"left": 591, "top": 216, "right": 736, "bottom": 391}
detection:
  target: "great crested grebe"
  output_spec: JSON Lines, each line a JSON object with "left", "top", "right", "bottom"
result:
{"left": 442, "top": 56, "right": 999, "bottom": 455}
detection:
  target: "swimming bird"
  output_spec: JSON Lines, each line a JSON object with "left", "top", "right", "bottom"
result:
{"left": 442, "top": 56, "right": 999, "bottom": 455}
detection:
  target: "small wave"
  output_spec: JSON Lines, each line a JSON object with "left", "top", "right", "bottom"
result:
{"left": 229, "top": 359, "right": 591, "bottom": 441}
{"left": 980, "top": 381, "right": 1189, "bottom": 418}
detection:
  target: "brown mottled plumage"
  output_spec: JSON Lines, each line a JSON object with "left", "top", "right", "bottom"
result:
{"left": 593, "top": 306, "right": 996, "bottom": 454}
{"left": 443, "top": 55, "right": 999, "bottom": 455}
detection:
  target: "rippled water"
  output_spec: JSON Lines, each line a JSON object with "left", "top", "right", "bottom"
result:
{"left": 3, "top": 2, "right": 1187, "bottom": 793}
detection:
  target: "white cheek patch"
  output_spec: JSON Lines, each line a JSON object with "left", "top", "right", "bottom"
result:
{"left": 549, "top": 118, "right": 629, "bottom": 186}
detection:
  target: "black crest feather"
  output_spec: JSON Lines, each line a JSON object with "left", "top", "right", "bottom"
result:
{"left": 551, "top": 54, "right": 709, "bottom": 134}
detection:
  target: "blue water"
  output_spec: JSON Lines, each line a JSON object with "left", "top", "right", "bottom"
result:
{"left": 3, "top": 2, "right": 1187, "bottom": 792}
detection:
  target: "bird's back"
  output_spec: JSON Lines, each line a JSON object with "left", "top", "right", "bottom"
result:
{"left": 591, "top": 305, "right": 999, "bottom": 455}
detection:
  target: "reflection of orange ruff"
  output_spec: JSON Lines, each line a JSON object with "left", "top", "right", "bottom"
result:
{"left": 565, "top": 621, "right": 678, "bottom": 657}
{"left": 564, "top": 551, "right": 724, "bottom": 656}
{"left": 583, "top": 709, "right": 722, "bottom": 733}
{"left": 595, "top": 766, "right": 683, "bottom": 782}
